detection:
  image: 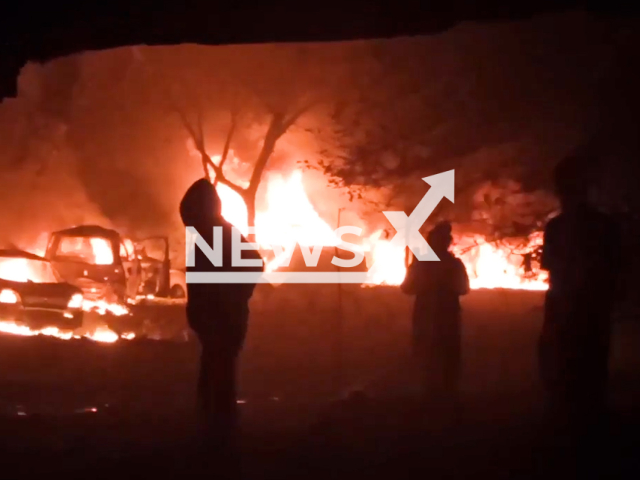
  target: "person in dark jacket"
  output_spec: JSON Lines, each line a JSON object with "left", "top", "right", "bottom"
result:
{"left": 402, "top": 221, "right": 470, "bottom": 401}
{"left": 179, "top": 178, "right": 263, "bottom": 449}
{"left": 539, "top": 154, "right": 621, "bottom": 441}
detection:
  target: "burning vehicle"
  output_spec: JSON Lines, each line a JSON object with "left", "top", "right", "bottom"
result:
{"left": 45, "top": 225, "right": 143, "bottom": 306}
{"left": 0, "top": 249, "right": 84, "bottom": 330}
{"left": 45, "top": 226, "right": 186, "bottom": 307}
{"left": 135, "top": 236, "right": 186, "bottom": 299}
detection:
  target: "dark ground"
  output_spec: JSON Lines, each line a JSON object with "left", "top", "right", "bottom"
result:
{"left": 1, "top": 288, "right": 639, "bottom": 479}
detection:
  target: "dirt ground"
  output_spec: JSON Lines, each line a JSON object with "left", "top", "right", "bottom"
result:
{"left": 1, "top": 287, "right": 640, "bottom": 479}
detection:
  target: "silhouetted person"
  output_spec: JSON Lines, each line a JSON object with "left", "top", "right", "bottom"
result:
{"left": 539, "top": 153, "right": 621, "bottom": 456}
{"left": 180, "top": 178, "right": 263, "bottom": 454}
{"left": 402, "top": 221, "right": 470, "bottom": 402}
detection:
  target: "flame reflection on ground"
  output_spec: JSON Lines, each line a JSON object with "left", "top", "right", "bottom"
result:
{"left": 0, "top": 321, "right": 134, "bottom": 343}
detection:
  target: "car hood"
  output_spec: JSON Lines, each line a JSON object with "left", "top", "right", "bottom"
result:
{"left": 0, "top": 279, "right": 81, "bottom": 309}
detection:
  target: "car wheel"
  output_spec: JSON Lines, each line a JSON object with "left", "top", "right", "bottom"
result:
{"left": 169, "top": 284, "right": 186, "bottom": 299}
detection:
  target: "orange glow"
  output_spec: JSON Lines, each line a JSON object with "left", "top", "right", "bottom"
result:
{"left": 1, "top": 157, "right": 547, "bottom": 344}
{"left": 209, "top": 155, "right": 547, "bottom": 289}
{"left": 0, "top": 321, "right": 134, "bottom": 343}
{"left": 0, "top": 257, "right": 59, "bottom": 283}
{"left": 0, "top": 256, "right": 133, "bottom": 343}
{"left": 89, "top": 238, "right": 114, "bottom": 265}
{"left": 454, "top": 232, "right": 547, "bottom": 290}
{"left": 0, "top": 288, "right": 20, "bottom": 304}
{"left": 54, "top": 236, "right": 114, "bottom": 265}
{"left": 213, "top": 167, "right": 349, "bottom": 273}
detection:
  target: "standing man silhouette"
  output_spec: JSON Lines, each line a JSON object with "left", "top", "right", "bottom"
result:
{"left": 539, "top": 153, "right": 622, "bottom": 460}
{"left": 180, "top": 178, "right": 263, "bottom": 454}
{"left": 402, "top": 221, "right": 470, "bottom": 402}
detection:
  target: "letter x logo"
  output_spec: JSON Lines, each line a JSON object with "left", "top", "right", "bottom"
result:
{"left": 377, "top": 170, "right": 455, "bottom": 264}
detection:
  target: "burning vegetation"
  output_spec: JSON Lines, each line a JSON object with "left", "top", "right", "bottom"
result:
{"left": 0, "top": 164, "right": 548, "bottom": 343}
{"left": 209, "top": 160, "right": 549, "bottom": 289}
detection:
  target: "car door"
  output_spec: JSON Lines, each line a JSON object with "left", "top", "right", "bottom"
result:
{"left": 134, "top": 236, "right": 170, "bottom": 297}
{"left": 119, "top": 240, "right": 141, "bottom": 300}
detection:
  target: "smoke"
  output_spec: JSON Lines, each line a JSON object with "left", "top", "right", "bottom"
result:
{"left": 0, "top": 60, "right": 111, "bottom": 254}
{"left": 0, "top": 148, "right": 111, "bottom": 254}
{"left": 3, "top": 15, "right": 627, "bottom": 265}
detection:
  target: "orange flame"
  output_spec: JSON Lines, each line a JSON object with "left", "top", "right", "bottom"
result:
{"left": 1, "top": 161, "right": 547, "bottom": 344}
{"left": 90, "top": 237, "right": 114, "bottom": 265}
{"left": 211, "top": 162, "right": 547, "bottom": 290}
{"left": 0, "top": 321, "right": 134, "bottom": 343}
{"left": 0, "top": 255, "right": 134, "bottom": 342}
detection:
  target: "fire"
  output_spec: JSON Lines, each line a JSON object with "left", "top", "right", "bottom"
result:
{"left": 216, "top": 170, "right": 346, "bottom": 273}
{"left": 0, "top": 321, "right": 133, "bottom": 343}
{"left": 81, "top": 299, "right": 130, "bottom": 316}
{"left": 0, "top": 258, "right": 131, "bottom": 315}
{"left": 89, "top": 237, "right": 114, "bottom": 265}
{"left": 211, "top": 162, "right": 548, "bottom": 290}
{"left": 453, "top": 232, "right": 548, "bottom": 290}
{"left": 2, "top": 159, "right": 548, "bottom": 345}
{"left": 365, "top": 230, "right": 407, "bottom": 285}
{"left": 0, "top": 257, "right": 57, "bottom": 283}
{"left": 0, "top": 254, "right": 133, "bottom": 342}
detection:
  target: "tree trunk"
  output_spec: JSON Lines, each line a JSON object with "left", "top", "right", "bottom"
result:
{"left": 244, "top": 192, "right": 256, "bottom": 242}
{"left": 201, "top": 153, "right": 211, "bottom": 182}
{"left": 247, "top": 114, "right": 285, "bottom": 194}
{"left": 242, "top": 113, "right": 287, "bottom": 242}
{"left": 189, "top": 109, "right": 309, "bottom": 244}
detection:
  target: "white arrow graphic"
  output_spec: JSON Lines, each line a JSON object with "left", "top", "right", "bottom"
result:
{"left": 370, "top": 170, "right": 455, "bottom": 271}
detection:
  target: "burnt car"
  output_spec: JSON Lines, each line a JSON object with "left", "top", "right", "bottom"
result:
{"left": 45, "top": 225, "right": 143, "bottom": 305}
{"left": 0, "top": 249, "right": 84, "bottom": 330}
{"left": 135, "top": 236, "right": 171, "bottom": 297}
{"left": 135, "top": 236, "right": 186, "bottom": 299}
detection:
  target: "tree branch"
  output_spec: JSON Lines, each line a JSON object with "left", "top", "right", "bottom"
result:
{"left": 218, "top": 111, "right": 237, "bottom": 173}
{"left": 282, "top": 99, "right": 317, "bottom": 130}
{"left": 175, "top": 105, "right": 246, "bottom": 196}
{"left": 196, "top": 109, "right": 205, "bottom": 150}
{"left": 175, "top": 108, "right": 211, "bottom": 182}
{"left": 246, "top": 112, "right": 287, "bottom": 196}
{"left": 203, "top": 155, "right": 246, "bottom": 197}
{"left": 241, "top": 99, "right": 316, "bottom": 197}
{"left": 161, "top": 70, "right": 246, "bottom": 195}
{"left": 176, "top": 109, "right": 201, "bottom": 150}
